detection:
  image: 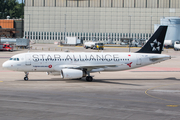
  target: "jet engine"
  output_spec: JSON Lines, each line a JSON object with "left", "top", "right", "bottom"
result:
{"left": 61, "top": 69, "right": 85, "bottom": 79}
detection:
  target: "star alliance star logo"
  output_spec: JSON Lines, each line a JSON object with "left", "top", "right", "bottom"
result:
{"left": 150, "top": 39, "right": 161, "bottom": 51}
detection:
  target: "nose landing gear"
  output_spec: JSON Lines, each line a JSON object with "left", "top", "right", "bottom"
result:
{"left": 24, "top": 72, "right": 29, "bottom": 81}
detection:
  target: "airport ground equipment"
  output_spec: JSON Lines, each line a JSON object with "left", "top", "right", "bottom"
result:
{"left": 92, "top": 43, "right": 104, "bottom": 50}
{"left": 174, "top": 41, "right": 180, "bottom": 51}
{"left": 84, "top": 42, "right": 104, "bottom": 50}
{"left": 0, "top": 43, "right": 13, "bottom": 52}
{"left": 64, "top": 37, "right": 81, "bottom": 45}
{"left": 0, "top": 38, "right": 30, "bottom": 48}
{"left": 164, "top": 40, "right": 173, "bottom": 48}
{"left": 84, "top": 41, "right": 97, "bottom": 49}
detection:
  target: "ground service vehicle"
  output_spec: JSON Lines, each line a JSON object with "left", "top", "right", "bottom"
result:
{"left": 64, "top": 37, "right": 81, "bottom": 45}
{"left": 84, "top": 42, "right": 97, "bottom": 49}
{"left": 93, "top": 43, "right": 104, "bottom": 50}
{"left": 16, "top": 38, "right": 30, "bottom": 48}
{"left": 84, "top": 42, "right": 104, "bottom": 50}
{"left": 0, "top": 43, "right": 13, "bottom": 52}
{"left": 0, "top": 38, "right": 30, "bottom": 49}
{"left": 174, "top": 41, "right": 180, "bottom": 51}
{"left": 164, "top": 40, "right": 173, "bottom": 48}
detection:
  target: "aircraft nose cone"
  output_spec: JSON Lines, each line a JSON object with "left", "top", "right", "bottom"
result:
{"left": 2, "top": 61, "right": 9, "bottom": 68}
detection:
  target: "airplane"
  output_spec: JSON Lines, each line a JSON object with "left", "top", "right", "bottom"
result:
{"left": 2, "top": 26, "right": 171, "bottom": 82}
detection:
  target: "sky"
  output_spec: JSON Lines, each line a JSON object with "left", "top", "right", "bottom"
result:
{"left": 17, "top": 0, "right": 22, "bottom": 3}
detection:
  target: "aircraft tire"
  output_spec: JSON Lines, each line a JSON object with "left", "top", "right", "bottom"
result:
{"left": 24, "top": 77, "right": 29, "bottom": 81}
{"left": 86, "top": 76, "right": 93, "bottom": 82}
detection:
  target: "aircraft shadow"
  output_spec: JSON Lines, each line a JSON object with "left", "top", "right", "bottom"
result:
{"left": 15, "top": 77, "right": 179, "bottom": 86}
{"left": 96, "top": 77, "right": 179, "bottom": 81}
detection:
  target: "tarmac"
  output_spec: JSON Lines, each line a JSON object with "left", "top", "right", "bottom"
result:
{"left": 0, "top": 44, "right": 180, "bottom": 120}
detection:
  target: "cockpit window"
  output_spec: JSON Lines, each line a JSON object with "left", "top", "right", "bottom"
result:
{"left": 10, "top": 58, "right": 20, "bottom": 61}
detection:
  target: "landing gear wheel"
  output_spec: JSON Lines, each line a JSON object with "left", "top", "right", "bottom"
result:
{"left": 24, "top": 72, "right": 29, "bottom": 81}
{"left": 86, "top": 76, "right": 93, "bottom": 82}
{"left": 24, "top": 77, "right": 28, "bottom": 81}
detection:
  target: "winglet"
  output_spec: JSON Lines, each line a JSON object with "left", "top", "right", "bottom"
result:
{"left": 136, "top": 26, "right": 168, "bottom": 54}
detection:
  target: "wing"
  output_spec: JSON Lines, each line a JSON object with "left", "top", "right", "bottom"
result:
{"left": 54, "top": 63, "right": 129, "bottom": 72}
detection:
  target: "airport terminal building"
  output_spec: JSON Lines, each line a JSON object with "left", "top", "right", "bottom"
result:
{"left": 24, "top": 0, "right": 180, "bottom": 43}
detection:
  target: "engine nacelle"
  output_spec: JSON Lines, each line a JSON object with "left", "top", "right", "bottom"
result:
{"left": 46, "top": 72, "right": 61, "bottom": 76}
{"left": 61, "top": 69, "right": 83, "bottom": 79}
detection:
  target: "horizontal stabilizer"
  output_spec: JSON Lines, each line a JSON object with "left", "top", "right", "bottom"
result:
{"left": 149, "top": 55, "right": 171, "bottom": 62}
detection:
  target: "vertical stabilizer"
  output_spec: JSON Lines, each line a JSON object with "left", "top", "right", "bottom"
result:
{"left": 136, "top": 26, "right": 168, "bottom": 54}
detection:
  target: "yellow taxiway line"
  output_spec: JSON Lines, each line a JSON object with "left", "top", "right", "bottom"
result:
{"left": 145, "top": 83, "right": 180, "bottom": 107}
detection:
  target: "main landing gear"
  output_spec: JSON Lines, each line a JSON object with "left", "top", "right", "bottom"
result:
{"left": 86, "top": 72, "right": 93, "bottom": 82}
{"left": 86, "top": 76, "right": 93, "bottom": 82}
{"left": 24, "top": 72, "right": 29, "bottom": 81}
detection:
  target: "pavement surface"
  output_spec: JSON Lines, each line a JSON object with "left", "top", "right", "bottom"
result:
{"left": 0, "top": 44, "right": 180, "bottom": 120}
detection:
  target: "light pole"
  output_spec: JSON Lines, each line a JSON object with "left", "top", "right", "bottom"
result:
{"left": 27, "top": 14, "right": 30, "bottom": 39}
{"left": 21, "top": 0, "right": 24, "bottom": 38}
{"left": 129, "top": 15, "right": 131, "bottom": 52}
{"left": 64, "top": 14, "right": 66, "bottom": 42}
{"left": 151, "top": 16, "right": 152, "bottom": 35}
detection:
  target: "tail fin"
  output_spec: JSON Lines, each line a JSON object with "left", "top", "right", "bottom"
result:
{"left": 136, "top": 26, "right": 168, "bottom": 54}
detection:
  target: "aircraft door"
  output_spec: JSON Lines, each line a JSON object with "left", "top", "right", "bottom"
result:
{"left": 25, "top": 54, "right": 31, "bottom": 65}
{"left": 136, "top": 55, "right": 142, "bottom": 65}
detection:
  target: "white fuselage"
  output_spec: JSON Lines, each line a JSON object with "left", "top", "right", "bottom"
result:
{"left": 2, "top": 52, "right": 170, "bottom": 73}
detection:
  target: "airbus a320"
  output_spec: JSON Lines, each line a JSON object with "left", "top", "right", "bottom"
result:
{"left": 2, "top": 26, "right": 171, "bottom": 82}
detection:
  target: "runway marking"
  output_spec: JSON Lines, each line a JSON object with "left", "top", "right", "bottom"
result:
{"left": 0, "top": 81, "right": 3, "bottom": 82}
{"left": 166, "top": 105, "right": 179, "bottom": 107}
{"left": 145, "top": 83, "right": 180, "bottom": 106}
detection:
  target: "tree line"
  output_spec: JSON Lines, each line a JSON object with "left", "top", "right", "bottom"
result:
{"left": 0, "top": 0, "right": 24, "bottom": 19}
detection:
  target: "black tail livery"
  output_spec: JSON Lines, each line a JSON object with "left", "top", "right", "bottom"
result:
{"left": 137, "top": 26, "right": 168, "bottom": 54}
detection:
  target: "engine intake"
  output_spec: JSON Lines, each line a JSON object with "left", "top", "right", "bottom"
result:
{"left": 61, "top": 69, "right": 84, "bottom": 79}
